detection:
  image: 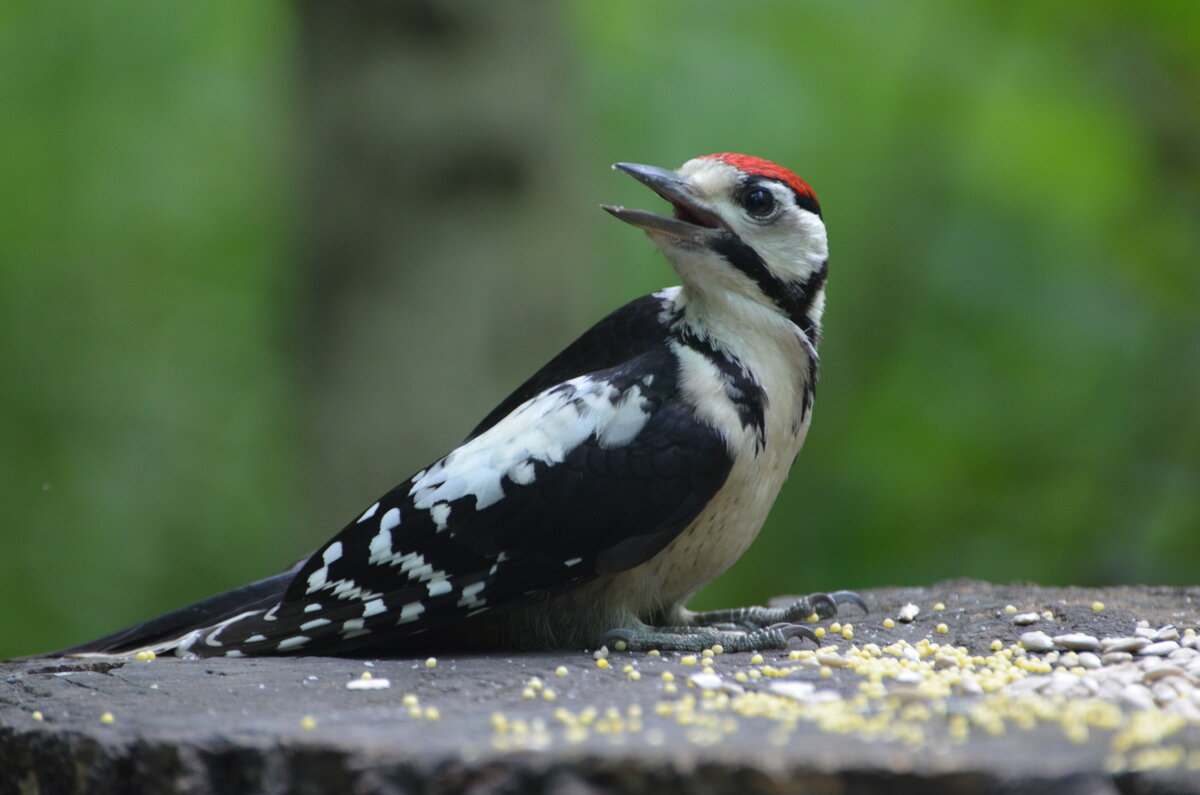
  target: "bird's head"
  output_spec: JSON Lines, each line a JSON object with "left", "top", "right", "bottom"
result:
{"left": 603, "top": 153, "right": 828, "bottom": 338}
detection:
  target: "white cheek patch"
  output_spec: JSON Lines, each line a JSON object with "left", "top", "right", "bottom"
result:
{"left": 408, "top": 377, "right": 652, "bottom": 513}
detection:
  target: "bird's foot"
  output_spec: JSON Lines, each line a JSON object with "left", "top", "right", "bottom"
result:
{"left": 688, "top": 590, "right": 868, "bottom": 632}
{"left": 601, "top": 623, "right": 819, "bottom": 653}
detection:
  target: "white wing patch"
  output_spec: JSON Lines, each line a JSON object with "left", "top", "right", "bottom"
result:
{"left": 409, "top": 376, "right": 651, "bottom": 512}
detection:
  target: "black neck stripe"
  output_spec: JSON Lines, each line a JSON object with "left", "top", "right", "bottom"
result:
{"left": 673, "top": 325, "right": 767, "bottom": 450}
{"left": 710, "top": 235, "right": 828, "bottom": 337}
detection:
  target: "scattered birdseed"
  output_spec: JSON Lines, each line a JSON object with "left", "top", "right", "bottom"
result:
{"left": 1013, "top": 612, "right": 1041, "bottom": 626}
{"left": 883, "top": 618, "right": 895, "bottom": 629}
{"left": 613, "top": 640, "right": 628, "bottom": 651}
{"left": 522, "top": 687, "right": 536, "bottom": 700}
{"left": 1141, "top": 641, "right": 1181, "bottom": 657}
{"left": 750, "top": 653, "right": 764, "bottom": 664}
{"left": 689, "top": 672, "right": 723, "bottom": 690}
{"left": 31, "top": 711, "right": 43, "bottom": 722}
{"left": 555, "top": 665, "right": 569, "bottom": 677}
{"left": 543, "top": 688, "right": 557, "bottom": 701}
{"left": 712, "top": 644, "right": 725, "bottom": 655}
{"left": 135, "top": 650, "right": 156, "bottom": 662}
{"left": 99, "top": 712, "right": 114, "bottom": 725}
{"left": 1092, "top": 601, "right": 1105, "bottom": 611}
{"left": 424, "top": 657, "right": 437, "bottom": 668}
{"left": 814, "top": 628, "right": 826, "bottom": 638}
{"left": 299, "top": 715, "right": 316, "bottom": 730}
{"left": 681, "top": 655, "right": 697, "bottom": 665}
{"left": 1004, "top": 605, "right": 1018, "bottom": 614}
{"left": 1054, "top": 633, "right": 1101, "bottom": 651}
{"left": 424, "top": 706, "right": 440, "bottom": 721}
{"left": 1154, "top": 627, "right": 1181, "bottom": 642}
{"left": 402, "top": 694, "right": 419, "bottom": 707}
{"left": 346, "top": 677, "right": 391, "bottom": 690}
{"left": 898, "top": 603, "right": 920, "bottom": 623}
{"left": 933, "top": 602, "right": 946, "bottom": 611}
{"left": 595, "top": 658, "right": 609, "bottom": 670}
{"left": 1103, "top": 636, "right": 1149, "bottom": 653}
{"left": 936, "top": 624, "right": 949, "bottom": 635}
{"left": 1020, "top": 631, "right": 1055, "bottom": 652}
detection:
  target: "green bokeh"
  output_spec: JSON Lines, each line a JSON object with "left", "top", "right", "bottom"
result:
{"left": 2, "top": 0, "right": 1197, "bottom": 658}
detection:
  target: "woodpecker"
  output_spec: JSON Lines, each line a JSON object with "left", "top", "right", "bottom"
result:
{"left": 53, "top": 153, "right": 863, "bottom": 660}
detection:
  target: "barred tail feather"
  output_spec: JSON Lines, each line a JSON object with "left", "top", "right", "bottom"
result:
{"left": 48, "top": 569, "right": 297, "bottom": 659}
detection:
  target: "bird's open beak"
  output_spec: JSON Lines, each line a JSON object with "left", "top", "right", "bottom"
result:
{"left": 602, "top": 163, "right": 728, "bottom": 243}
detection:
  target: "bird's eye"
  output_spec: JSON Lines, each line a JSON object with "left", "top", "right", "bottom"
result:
{"left": 741, "top": 187, "right": 776, "bottom": 218}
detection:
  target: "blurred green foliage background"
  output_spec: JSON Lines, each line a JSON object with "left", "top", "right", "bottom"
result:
{"left": 2, "top": 1, "right": 1197, "bottom": 659}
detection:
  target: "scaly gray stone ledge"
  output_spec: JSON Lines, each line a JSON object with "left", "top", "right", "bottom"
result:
{"left": 3, "top": 581, "right": 1199, "bottom": 794}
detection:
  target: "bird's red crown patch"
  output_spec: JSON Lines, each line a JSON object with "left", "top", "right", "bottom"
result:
{"left": 702, "top": 153, "right": 819, "bottom": 209}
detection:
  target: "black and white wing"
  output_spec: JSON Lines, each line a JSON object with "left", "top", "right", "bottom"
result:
{"left": 153, "top": 344, "right": 729, "bottom": 657}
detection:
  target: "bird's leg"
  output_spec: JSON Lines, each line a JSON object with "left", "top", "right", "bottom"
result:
{"left": 601, "top": 623, "right": 819, "bottom": 653}
{"left": 599, "top": 591, "right": 867, "bottom": 652}
{"left": 688, "top": 590, "right": 868, "bottom": 631}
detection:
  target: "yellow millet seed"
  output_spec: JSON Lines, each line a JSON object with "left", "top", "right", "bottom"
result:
{"left": 1092, "top": 601, "right": 1105, "bottom": 612}
{"left": 819, "top": 666, "right": 832, "bottom": 678}
{"left": 522, "top": 687, "right": 536, "bottom": 700}
{"left": 830, "top": 622, "right": 842, "bottom": 634}
{"left": 750, "top": 653, "right": 764, "bottom": 664}
{"left": 623, "top": 664, "right": 635, "bottom": 673}
{"left": 100, "top": 712, "right": 115, "bottom": 725}
{"left": 1004, "top": 605, "right": 1017, "bottom": 614}
{"left": 711, "top": 644, "right": 724, "bottom": 655}
{"left": 555, "top": 665, "right": 569, "bottom": 677}
{"left": 424, "top": 657, "right": 437, "bottom": 668}
{"left": 841, "top": 627, "right": 854, "bottom": 640}
{"left": 402, "top": 694, "right": 419, "bottom": 707}
{"left": 806, "top": 613, "right": 820, "bottom": 623}
{"left": 424, "top": 706, "right": 440, "bottom": 721}
{"left": 681, "top": 655, "right": 698, "bottom": 665}
{"left": 360, "top": 671, "right": 373, "bottom": 680}
{"left": 543, "top": 688, "right": 557, "bottom": 700}
{"left": 31, "top": 711, "right": 44, "bottom": 722}
{"left": 933, "top": 602, "right": 945, "bottom": 611}
{"left": 628, "top": 671, "right": 642, "bottom": 681}
{"left": 883, "top": 618, "right": 895, "bottom": 629}
{"left": 664, "top": 682, "right": 678, "bottom": 694}
{"left": 596, "top": 658, "right": 610, "bottom": 669}
{"left": 990, "top": 639, "right": 1003, "bottom": 651}
{"left": 701, "top": 648, "right": 715, "bottom": 658}
{"left": 299, "top": 715, "right": 316, "bottom": 730}
{"left": 936, "top": 623, "right": 949, "bottom": 634}
{"left": 814, "top": 627, "right": 826, "bottom": 638}
{"left": 661, "top": 671, "right": 675, "bottom": 682}
{"left": 648, "top": 649, "right": 661, "bottom": 656}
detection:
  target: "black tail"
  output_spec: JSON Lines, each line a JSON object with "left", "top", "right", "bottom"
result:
{"left": 46, "top": 565, "right": 300, "bottom": 657}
